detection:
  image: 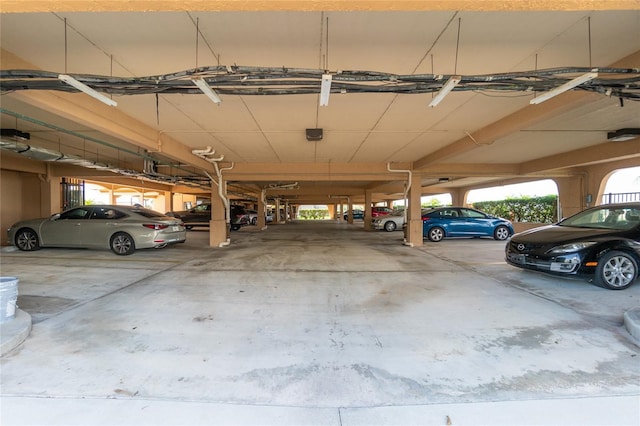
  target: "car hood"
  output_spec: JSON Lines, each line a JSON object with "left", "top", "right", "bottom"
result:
{"left": 512, "top": 224, "right": 624, "bottom": 243}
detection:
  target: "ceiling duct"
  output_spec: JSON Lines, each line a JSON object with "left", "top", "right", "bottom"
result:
{"left": 1, "top": 128, "right": 30, "bottom": 141}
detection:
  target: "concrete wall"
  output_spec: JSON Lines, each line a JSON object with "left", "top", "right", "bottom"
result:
{"left": 1, "top": 170, "right": 45, "bottom": 246}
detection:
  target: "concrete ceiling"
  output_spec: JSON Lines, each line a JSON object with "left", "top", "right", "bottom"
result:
{"left": 1, "top": 2, "right": 639, "bottom": 204}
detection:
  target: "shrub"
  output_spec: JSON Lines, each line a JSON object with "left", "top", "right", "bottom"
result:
{"left": 298, "top": 209, "right": 329, "bottom": 220}
{"left": 472, "top": 195, "right": 557, "bottom": 223}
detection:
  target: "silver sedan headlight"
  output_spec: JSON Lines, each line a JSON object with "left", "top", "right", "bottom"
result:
{"left": 547, "top": 241, "right": 597, "bottom": 254}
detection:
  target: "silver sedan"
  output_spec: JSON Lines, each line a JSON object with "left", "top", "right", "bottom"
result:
{"left": 7, "top": 205, "right": 186, "bottom": 255}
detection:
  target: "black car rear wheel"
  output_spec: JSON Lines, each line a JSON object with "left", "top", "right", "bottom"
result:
{"left": 15, "top": 228, "right": 40, "bottom": 251}
{"left": 594, "top": 250, "right": 638, "bottom": 290}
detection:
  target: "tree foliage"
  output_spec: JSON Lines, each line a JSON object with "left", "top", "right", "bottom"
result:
{"left": 472, "top": 195, "right": 558, "bottom": 223}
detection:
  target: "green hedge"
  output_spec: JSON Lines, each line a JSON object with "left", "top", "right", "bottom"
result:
{"left": 298, "top": 209, "right": 329, "bottom": 220}
{"left": 472, "top": 195, "right": 558, "bottom": 223}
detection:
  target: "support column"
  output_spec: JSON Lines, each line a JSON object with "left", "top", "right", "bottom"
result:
{"left": 109, "top": 185, "right": 117, "bottom": 204}
{"left": 275, "top": 199, "right": 282, "bottom": 223}
{"left": 338, "top": 203, "right": 344, "bottom": 222}
{"left": 163, "top": 191, "right": 173, "bottom": 213}
{"left": 553, "top": 176, "right": 585, "bottom": 219}
{"left": 257, "top": 191, "right": 266, "bottom": 229}
{"left": 328, "top": 204, "right": 335, "bottom": 220}
{"left": 347, "top": 199, "right": 354, "bottom": 224}
{"left": 364, "top": 190, "right": 373, "bottom": 230}
{"left": 450, "top": 188, "right": 467, "bottom": 207}
{"left": 209, "top": 182, "right": 228, "bottom": 247}
{"left": 407, "top": 172, "right": 423, "bottom": 247}
{"left": 40, "top": 176, "right": 60, "bottom": 216}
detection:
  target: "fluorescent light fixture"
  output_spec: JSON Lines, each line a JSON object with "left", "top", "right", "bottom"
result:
{"left": 320, "top": 74, "right": 332, "bottom": 106}
{"left": 429, "top": 75, "right": 461, "bottom": 107}
{"left": 607, "top": 128, "right": 640, "bottom": 142}
{"left": 529, "top": 72, "right": 598, "bottom": 105}
{"left": 192, "top": 77, "right": 222, "bottom": 105}
{"left": 58, "top": 74, "right": 117, "bottom": 107}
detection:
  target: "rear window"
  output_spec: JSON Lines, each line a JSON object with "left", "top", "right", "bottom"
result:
{"left": 132, "top": 209, "right": 168, "bottom": 219}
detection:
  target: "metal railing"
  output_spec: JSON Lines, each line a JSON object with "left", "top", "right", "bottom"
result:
{"left": 601, "top": 192, "right": 640, "bottom": 204}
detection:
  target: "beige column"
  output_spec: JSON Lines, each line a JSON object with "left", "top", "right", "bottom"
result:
{"left": 406, "top": 172, "right": 423, "bottom": 247}
{"left": 327, "top": 204, "right": 335, "bottom": 220}
{"left": 109, "top": 185, "right": 117, "bottom": 204}
{"left": 257, "top": 191, "right": 266, "bottom": 229}
{"left": 338, "top": 203, "right": 344, "bottom": 222}
{"left": 163, "top": 190, "right": 173, "bottom": 213}
{"left": 209, "top": 182, "right": 228, "bottom": 247}
{"left": 347, "top": 199, "right": 354, "bottom": 224}
{"left": 450, "top": 188, "right": 467, "bottom": 207}
{"left": 275, "top": 199, "right": 282, "bottom": 223}
{"left": 364, "top": 190, "right": 373, "bottom": 230}
{"left": 553, "top": 176, "right": 584, "bottom": 219}
{"left": 40, "top": 176, "right": 61, "bottom": 216}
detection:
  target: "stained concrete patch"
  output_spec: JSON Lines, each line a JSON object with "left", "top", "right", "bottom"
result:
{"left": 17, "top": 295, "right": 77, "bottom": 323}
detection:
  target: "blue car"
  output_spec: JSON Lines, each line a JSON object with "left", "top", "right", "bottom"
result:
{"left": 422, "top": 207, "right": 513, "bottom": 242}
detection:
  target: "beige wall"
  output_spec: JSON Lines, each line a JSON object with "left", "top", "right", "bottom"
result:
{"left": 1, "top": 170, "right": 46, "bottom": 246}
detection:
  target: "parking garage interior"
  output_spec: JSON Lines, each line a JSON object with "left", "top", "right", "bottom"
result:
{"left": 1, "top": 1, "right": 640, "bottom": 425}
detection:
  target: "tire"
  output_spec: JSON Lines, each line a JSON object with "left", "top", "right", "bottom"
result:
{"left": 15, "top": 228, "right": 40, "bottom": 251}
{"left": 251, "top": 217, "right": 258, "bottom": 225}
{"left": 427, "top": 226, "right": 445, "bottom": 242}
{"left": 231, "top": 224, "right": 241, "bottom": 231}
{"left": 185, "top": 225, "right": 193, "bottom": 230}
{"left": 384, "top": 221, "right": 396, "bottom": 232}
{"left": 494, "top": 225, "right": 510, "bottom": 241}
{"left": 110, "top": 232, "right": 135, "bottom": 255}
{"left": 593, "top": 250, "right": 638, "bottom": 290}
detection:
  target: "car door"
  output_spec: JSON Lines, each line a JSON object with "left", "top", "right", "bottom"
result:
{"left": 459, "top": 208, "right": 492, "bottom": 236}
{"left": 440, "top": 208, "right": 464, "bottom": 236}
{"left": 39, "top": 207, "right": 91, "bottom": 247}
{"left": 81, "top": 207, "right": 125, "bottom": 248}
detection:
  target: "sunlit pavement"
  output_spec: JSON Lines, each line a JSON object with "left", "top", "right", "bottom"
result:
{"left": 1, "top": 220, "right": 638, "bottom": 425}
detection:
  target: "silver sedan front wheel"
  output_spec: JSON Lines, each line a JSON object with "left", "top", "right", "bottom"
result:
{"left": 15, "top": 228, "right": 40, "bottom": 251}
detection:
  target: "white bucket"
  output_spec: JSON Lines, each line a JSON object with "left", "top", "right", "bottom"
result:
{"left": 0, "top": 277, "right": 19, "bottom": 323}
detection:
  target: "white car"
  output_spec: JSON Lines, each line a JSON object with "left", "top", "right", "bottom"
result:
{"left": 372, "top": 210, "right": 405, "bottom": 232}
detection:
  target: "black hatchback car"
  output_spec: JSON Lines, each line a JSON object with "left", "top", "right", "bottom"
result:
{"left": 505, "top": 203, "right": 640, "bottom": 290}
{"left": 166, "top": 203, "right": 248, "bottom": 231}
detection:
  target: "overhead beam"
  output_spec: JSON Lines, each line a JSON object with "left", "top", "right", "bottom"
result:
{"left": 225, "top": 162, "right": 412, "bottom": 181}
{"left": 520, "top": 139, "right": 640, "bottom": 175}
{"left": 2, "top": 0, "right": 636, "bottom": 13}
{"left": 1, "top": 49, "right": 215, "bottom": 174}
{"left": 413, "top": 49, "right": 640, "bottom": 171}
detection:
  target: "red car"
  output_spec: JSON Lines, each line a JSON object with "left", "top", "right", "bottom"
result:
{"left": 371, "top": 207, "right": 393, "bottom": 217}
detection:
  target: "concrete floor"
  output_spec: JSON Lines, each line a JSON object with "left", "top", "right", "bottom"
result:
{"left": 1, "top": 220, "right": 639, "bottom": 425}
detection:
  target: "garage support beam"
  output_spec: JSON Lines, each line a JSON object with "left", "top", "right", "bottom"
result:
{"left": 406, "top": 173, "right": 423, "bottom": 247}
{"left": 210, "top": 181, "right": 228, "bottom": 247}
{"left": 364, "top": 190, "right": 373, "bottom": 231}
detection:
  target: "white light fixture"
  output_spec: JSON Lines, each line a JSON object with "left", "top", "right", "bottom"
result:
{"left": 607, "top": 128, "right": 640, "bottom": 142}
{"left": 58, "top": 74, "right": 117, "bottom": 107}
{"left": 192, "top": 77, "right": 222, "bottom": 105}
{"left": 429, "top": 75, "right": 461, "bottom": 107}
{"left": 529, "top": 71, "right": 598, "bottom": 105}
{"left": 320, "top": 74, "right": 332, "bottom": 106}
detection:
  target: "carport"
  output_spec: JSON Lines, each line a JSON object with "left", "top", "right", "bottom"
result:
{"left": 1, "top": 1, "right": 639, "bottom": 248}
{"left": 1, "top": 1, "right": 640, "bottom": 424}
